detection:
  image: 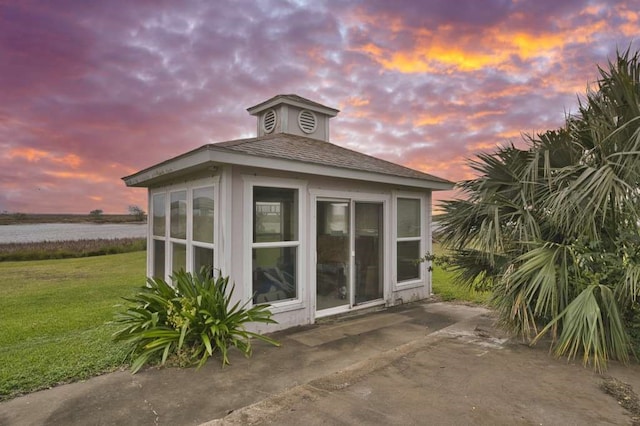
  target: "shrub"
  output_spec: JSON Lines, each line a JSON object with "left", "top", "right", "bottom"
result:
{"left": 0, "top": 238, "right": 146, "bottom": 261}
{"left": 113, "top": 270, "right": 279, "bottom": 373}
{"left": 437, "top": 49, "right": 640, "bottom": 370}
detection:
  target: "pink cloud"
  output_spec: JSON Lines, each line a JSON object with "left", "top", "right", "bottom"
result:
{"left": 0, "top": 0, "right": 638, "bottom": 213}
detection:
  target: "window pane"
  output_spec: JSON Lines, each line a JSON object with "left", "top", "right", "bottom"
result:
{"left": 355, "top": 202, "right": 384, "bottom": 303}
{"left": 317, "top": 201, "right": 351, "bottom": 311}
{"left": 153, "top": 240, "right": 165, "bottom": 279}
{"left": 193, "top": 187, "right": 214, "bottom": 243}
{"left": 152, "top": 194, "right": 165, "bottom": 237}
{"left": 193, "top": 246, "right": 214, "bottom": 277}
{"left": 318, "top": 201, "right": 349, "bottom": 236}
{"left": 397, "top": 240, "right": 420, "bottom": 282}
{"left": 170, "top": 191, "right": 187, "bottom": 239}
{"left": 253, "top": 247, "right": 297, "bottom": 303}
{"left": 356, "top": 202, "right": 382, "bottom": 237}
{"left": 398, "top": 198, "right": 421, "bottom": 238}
{"left": 254, "top": 187, "right": 297, "bottom": 243}
{"left": 172, "top": 242, "right": 186, "bottom": 274}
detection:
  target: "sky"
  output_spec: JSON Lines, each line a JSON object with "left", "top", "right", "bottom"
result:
{"left": 1, "top": 0, "right": 639, "bottom": 214}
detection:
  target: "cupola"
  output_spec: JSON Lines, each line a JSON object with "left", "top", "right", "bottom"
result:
{"left": 247, "top": 94, "right": 339, "bottom": 142}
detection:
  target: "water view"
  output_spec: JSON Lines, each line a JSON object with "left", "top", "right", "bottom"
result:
{"left": 0, "top": 223, "right": 147, "bottom": 243}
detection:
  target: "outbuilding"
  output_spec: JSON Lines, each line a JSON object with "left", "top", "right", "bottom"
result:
{"left": 123, "top": 94, "right": 453, "bottom": 331}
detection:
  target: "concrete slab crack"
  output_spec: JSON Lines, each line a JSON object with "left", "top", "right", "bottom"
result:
{"left": 143, "top": 399, "right": 160, "bottom": 426}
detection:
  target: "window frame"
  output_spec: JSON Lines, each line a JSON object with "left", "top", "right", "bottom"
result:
{"left": 148, "top": 177, "right": 219, "bottom": 282}
{"left": 394, "top": 193, "right": 425, "bottom": 287}
{"left": 243, "top": 175, "right": 307, "bottom": 313}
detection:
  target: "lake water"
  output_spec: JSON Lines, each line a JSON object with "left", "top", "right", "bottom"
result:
{"left": 0, "top": 223, "right": 147, "bottom": 243}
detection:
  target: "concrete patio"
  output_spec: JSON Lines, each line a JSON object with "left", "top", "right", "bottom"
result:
{"left": 1, "top": 301, "right": 639, "bottom": 425}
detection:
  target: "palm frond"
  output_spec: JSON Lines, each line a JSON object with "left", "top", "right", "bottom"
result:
{"left": 533, "top": 285, "right": 630, "bottom": 372}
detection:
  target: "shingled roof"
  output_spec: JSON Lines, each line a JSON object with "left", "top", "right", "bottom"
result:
{"left": 213, "top": 133, "right": 449, "bottom": 183}
{"left": 123, "top": 93, "right": 453, "bottom": 189}
{"left": 123, "top": 132, "right": 452, "bottom": 188}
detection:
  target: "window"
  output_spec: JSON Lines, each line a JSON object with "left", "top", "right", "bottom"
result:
{"left": 151, "top": 194, "right": 166, "bottom": 279}
{"left": 170, "top": 190, "right": 187, "bottom": 275}
{"left": 152, "top": 239, "right": 165, "bottom": 279}
{"left": 170, "top": 191, "right": 187, "bottom": 239}
{"left": 252, "top": 186, "right": 299, "bottom": 304}
{"left": 150, "top": 182, "right": 216, "bottom": 281}
{"left": 152, "top": 194, "right": 166, "bottom": 237}
{"left": 192, "top": 186, "right": 215, "bottom": 275}
{"left": 396, "top": 197, "right": 421, "bottom": 282}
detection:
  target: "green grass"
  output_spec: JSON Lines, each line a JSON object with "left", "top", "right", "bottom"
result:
{"left": 430, "top": 243, "right": 490, "bottom": 304}
{"left": 0, "top": 242, "right": 485, "bottom": 401}
{"left": 0, "top": 251, "right": 146, "bottom": 400}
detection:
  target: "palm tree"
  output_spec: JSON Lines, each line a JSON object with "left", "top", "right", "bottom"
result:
{"left": 438, "top": 48, "right": 640, "bottom": 371}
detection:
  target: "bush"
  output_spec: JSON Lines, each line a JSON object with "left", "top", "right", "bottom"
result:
{"left": 437, "top": 49, "right": 640, "bottom": 370}
{"left": 0, "top": 238, "right": 146, "bottom": 261}
{"left": 113, "top": 270, "right": 279, "bottom": 373}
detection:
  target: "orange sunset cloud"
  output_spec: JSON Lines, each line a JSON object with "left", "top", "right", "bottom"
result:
{"left": 0, "top": 0, "right": 637, "bottom": 213}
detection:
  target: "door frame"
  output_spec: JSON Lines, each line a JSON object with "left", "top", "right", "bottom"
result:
{"left": 310, "top": 189, "right": 390, "bottom": 319}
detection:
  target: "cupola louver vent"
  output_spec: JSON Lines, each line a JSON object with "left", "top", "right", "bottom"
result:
{"left": 298, "top": 109, "right": 317, "bottom": 134}
{"left": 263, "top": 109, "right": 276, "bottom": 133}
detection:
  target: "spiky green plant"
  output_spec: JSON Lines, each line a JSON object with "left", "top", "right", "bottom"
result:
{"left": 113, "top": 270, "right": 279, "bottom": 373}
{"left": 438, "top": 48, "right": 640, "bottom": 371}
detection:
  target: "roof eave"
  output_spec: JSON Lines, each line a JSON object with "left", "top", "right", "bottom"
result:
{"left": 122, "top": 146, "right": 211, "bottom": 187}
{"left": 123, "top": 147, "right": 454, "bottom": 190}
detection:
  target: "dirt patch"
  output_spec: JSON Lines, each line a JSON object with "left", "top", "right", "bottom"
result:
{"left": 601, "top": 376, "right": 640, "bottom": 425}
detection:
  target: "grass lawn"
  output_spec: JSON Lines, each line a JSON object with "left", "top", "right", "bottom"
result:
{"left": 431, "top": 243, "right": 490, "bottom": 305}
{"left": 0, "top": 251, "right": 146, "bottom": 401}
{"left": 0, "top": 243, "right": 486, "bottom": 401}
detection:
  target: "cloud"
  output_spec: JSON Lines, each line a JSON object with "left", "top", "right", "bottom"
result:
{"left": 0, "top": 0, "right": 638, "bottom": 213}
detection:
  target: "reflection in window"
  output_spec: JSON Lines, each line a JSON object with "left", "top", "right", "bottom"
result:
{"left": 396, "top": 197, "right": 422, "bottom": 283}
{"left": 316, "top": 201, "right": 350, "bottom": 310}
{"left": 252, "top": 247, "right": 297, "bottom": 303}
{"left": 170, "top": 191, "right": 187, "bottom": 239}
{"left": 323, "top": 202, "right": 348, "bottom": 235}
{"left": 193, "top": 187, "right": 214, "bottom": 243}
{"left": 153, "top": 194, "right": 165, "bottom": 237}
{"left": 252, "top": 186, "right": 299, "bottom": 305}
{"left": 356, "top": 202, "right": 381, "bottom": 236}
{"left": 153, "top": 240, "right": 165, "bottom": 279}
{"left": 194, "top": 246, "right": 214, "bottom": 277}
{"left": 172, "top": 242, "right": 186, "bottom": 274}
{"left": 253, "top": 187, "right": 297, "bottom": 243}
{"left": 397, "top": 240, "right": 420, "bottom": 282}
{"left": 397, "top": 198, "right": 421, "bottom": 238}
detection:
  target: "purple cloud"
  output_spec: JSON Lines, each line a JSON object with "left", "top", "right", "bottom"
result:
{"left": 0, "top": 0, "right": 638, "bottom": 213}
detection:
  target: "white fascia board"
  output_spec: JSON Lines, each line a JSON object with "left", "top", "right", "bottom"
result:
{"left": 122, "top": 150, "right": 211, "bottom": 187}
{"left": 124, "top": 147, "right": 454, "bottom": 190}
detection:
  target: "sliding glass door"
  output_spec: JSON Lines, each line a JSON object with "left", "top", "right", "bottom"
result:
{"left": 316, "top": 200, "right": 350, "bottom": 311}
{"left": 316, "top": 199, "right": 383, "bottom": 314}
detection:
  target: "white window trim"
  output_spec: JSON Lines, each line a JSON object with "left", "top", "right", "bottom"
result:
{"left": 243, "top": 175, "right": 307, "bottom": 313}
{"left": 393, "top": 192, "right": 427, "bottom": 290}
{"left": 148, "top": 176, "right": 220, "bottom": 282}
